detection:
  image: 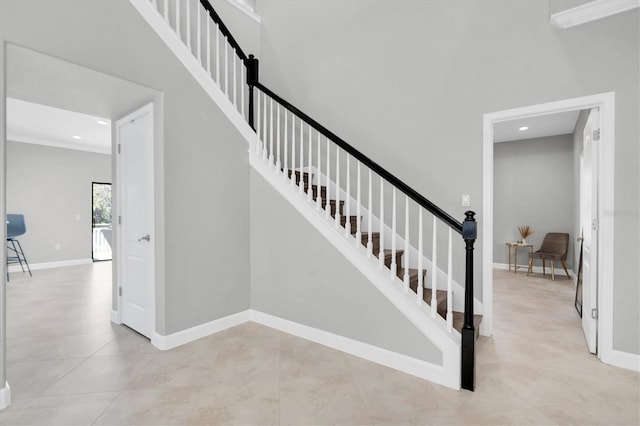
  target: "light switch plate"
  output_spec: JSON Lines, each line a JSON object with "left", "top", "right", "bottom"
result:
{"left": 462, "top": 195, "right": 470, "bottom": 207}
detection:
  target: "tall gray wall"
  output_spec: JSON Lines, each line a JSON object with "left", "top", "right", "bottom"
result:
{"left": 493, "top": 135, "right": 575, "bottom": 267}
{"left": 6, "top": 142, "right": 111, "bottom": 265}
{"left": 250, "top": 169, "right": 442, "bottom": 365}
{"left": 254, "top": 0, "right": 640, "bottom": 355}
{"left": 0, "top": 1, "right": 251, "bottom": 335}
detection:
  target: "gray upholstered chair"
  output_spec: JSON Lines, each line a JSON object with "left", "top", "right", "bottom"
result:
{"left": 527, "top": 232, "right": 570, "bottom": 281}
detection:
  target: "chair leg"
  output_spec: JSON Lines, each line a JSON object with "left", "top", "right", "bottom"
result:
{"left": 542, "top": 259, "right": 546, "bottom": 276}
{"left": 561, "top": 260, "right": 570, "bottom": 279}
{"left": 527, "top": 259, "right": 532, "bottom": 276}
{"left": 9, "top": 240, "right": 25, "bottom": 273}
{"left": 14, "top": 240, "right": 32, "bottom": 277}
{"left": 551, "top": 260, "right": 555, "bottom": 281}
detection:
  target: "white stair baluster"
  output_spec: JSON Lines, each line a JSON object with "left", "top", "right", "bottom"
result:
{"left": 316, "top": 132, "right": 322, "bottom": 210}
{"left": 356, "top": 161, "right": 362, "bottom": 244}
{"left": 233, "top": 51, "right": 238, "bottom": 108}
{"left": 367, "top": 169, "right": 373, "bottom": 257}
{"left": 418, "top": 209, "right": 424, "bottom": 304}
{"left": 283, "top": 109, "right": 288, "bottom": 179}
{"left": 186, "top": 0, "right": 191, "bottom": 51}
{"left": 215, "top": 24, "right": 220, "bottom": 86}
{"left": 196, "top": 4, "right": 201, "bottom": 63}
{"left": 224, "top": 39, "right": 229, "bottom": 96}
{"left": 241, "top": 65, "right": 246, "bottom": 119}
{"left": 447, "top": 227, "right": 453, "bottom": 332}
{"left": 431, "top": 216, "right": 438, "bottom": 318}
{"left": 291, "top": 116, "right": 296, "bottom": 186}
{"left": 255, "top": 90, "right": 261, "bottom": 156}
{"left": 299, "top": 118, "right": 304, "bottom": 194}
{"left": 276, "top": 104, "right": 281, "bottom": 170}
{"left": 152, "top": 0, "right": 158, "bottom": 10}
{"left": 307, "top": 124, "right": 312, "bottom": 202}
{"left": 175, "top": 0, "right": 181, "bottom": 40}
{"left": 334, "top": 148, "right": 341, "bottom": 228}
{"left": 269, "top": 98, "right": 274, "bottom": 165}
{"left": 262, "top": 94, "right": 267, "bottom": 160}
{"left": 163, "top": 0, "right": 168, "bottom": 22}
{"left": 205, "top": 16, "right": 211, "bottom": 75}
{"left": 390, "top": 188, "right": 397, "bottom": 280}
{"left": 344, "top": 155, "right": 350, "bottom": 236}
{"left": 403, "top": 196, "right": 410, "bottom": 292}
{"left": 325, "top": 141, "right": 330, "bottom": 219}
{"left": 378, "top": 178, "right": 385, "bottom": 269}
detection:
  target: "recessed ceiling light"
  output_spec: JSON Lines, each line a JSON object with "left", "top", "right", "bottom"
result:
{"left": 97, "top": 120, "right": 108, "bottom": 126}
{"left": 72, "top": 135, "right": 82, "bottom": 140}
{"left": 519, "top": 126, "right": 529, "bottom": 131}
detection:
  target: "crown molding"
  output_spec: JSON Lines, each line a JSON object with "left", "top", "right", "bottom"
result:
{"left": 550, "top": 0, "right": 640, "bottom": 29}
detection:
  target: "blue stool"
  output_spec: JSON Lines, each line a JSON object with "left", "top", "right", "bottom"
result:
{"left": 7, "top": 214, "right": 32, "bottom": 281}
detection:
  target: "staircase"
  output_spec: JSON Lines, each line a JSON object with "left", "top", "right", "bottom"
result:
{"left": 131, "top": 0, "right": 481, "bottom": 391}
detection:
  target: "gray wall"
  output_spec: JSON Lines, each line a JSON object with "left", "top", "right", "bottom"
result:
{"left": 493, "top": 135, "right": 575, "bottom": 267}
{"left": 254, "top": 0, "right": 640, "bottom": 355}
{"left": 250, "top": 169, "right": 442, "bottom": 365}
{"left": 6, "top": 142, "right": 111, "bottom": 264}
{"left": 0, "top": 0, "right": 251, "bottom": 335}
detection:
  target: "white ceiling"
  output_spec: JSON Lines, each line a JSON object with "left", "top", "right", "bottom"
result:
{"left": 493, "top": 110, "right": 581, "bottom": 143}
{"left": 7, "top": 98, "right": 112, "bottom": 154}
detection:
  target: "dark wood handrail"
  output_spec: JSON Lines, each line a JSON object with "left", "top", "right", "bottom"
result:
{"left": 254, "top": 82, "right": 463, "bottom": 234}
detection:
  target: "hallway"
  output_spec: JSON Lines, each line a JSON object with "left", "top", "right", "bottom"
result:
{"left": 0, "top": 264, "right": 637, "bottom": 424}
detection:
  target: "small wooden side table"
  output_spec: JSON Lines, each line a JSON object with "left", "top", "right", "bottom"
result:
{"left": 505, "top": 242, "right": 533, "bottom": 273}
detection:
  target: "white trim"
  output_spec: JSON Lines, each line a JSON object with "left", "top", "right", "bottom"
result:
{"left": 492, "top": 263, "right": 576, "bottom": 281}
{"left": 222, "top": 0, "right": 262, "bottom": 24}
{"left": 250, "top": 310, "right": 459, "bottom": 390}
{"left": 483, "top": 93, "right": 616, "bottom": 365}
{"left": 250, "top": 154, "right": 461, "bottom": 390}
{"left": 129, "top": 0, "right": 256, "bottom": 146}
{"left": 0, "top": 382, "right": 10, "bottom": 410}
{"left": 603, "top": 349, "right": 640, "bottom": 372}
{"left": 7, "top": 134, "right": 111, "bottom": 155}
{"left": 110, "top": 309, "right": 121, "bottom": 325}
{"left": 7, "top": 258, "right": 91, "bottom": 273}
{"left": 151, "top": 310, "right": 251, "bottom": 350}
{"left": 550, "top": 0, "right": 640, "bottom": 29}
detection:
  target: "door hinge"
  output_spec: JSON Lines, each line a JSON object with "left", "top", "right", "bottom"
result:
{"left": 118, "top": 287, "right": 122, "bottom": 297}
{"left": 593, "top": 128, "right": 601, "bottom": 141}
{"left": 591, "top": 308, "right": 598, "bottom": 319}
{"left": 117, "top": 144, "right": 121, "bottom": 154}
{"left": 592, "top": 218, "right": 598, "bottom": 231}
{"left": 118, "top": 215, "right": 122, "bottom": 225}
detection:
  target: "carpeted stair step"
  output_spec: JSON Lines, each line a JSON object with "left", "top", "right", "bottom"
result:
{"left": 340, "top": 215, "right": 360, "bottom": 234}
{"left": 452, "top": 312, "right": 483, "bottom": 340}
{"left": 380, "top": 249, "right": 404, "bottom": 269}
{"left": 325, "top": 199, "right": 345, "bottom": 217}
{"left": 302, "top": 184, "right": 326, "bottom": 201}
{"left": 288, "top": 170, "right": 312, "bottom": 185}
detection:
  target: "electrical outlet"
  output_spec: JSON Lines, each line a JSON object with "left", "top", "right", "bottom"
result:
{"left": 462, "top": 194, "right": 470, "bottom": 207}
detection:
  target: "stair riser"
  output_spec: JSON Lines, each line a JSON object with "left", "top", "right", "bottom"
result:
{"left": 340, "top": 216, "right": 359, "bottom": 234}
{"left": 288, "top": 170, "right": 311, "bottom": 185}
{"left": 361, "top": 234, "right": 380, "bottom": 254}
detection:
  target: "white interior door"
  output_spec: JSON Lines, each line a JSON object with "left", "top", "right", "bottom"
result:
{"left": 580, "top": 108, "right": 599, "bottom": 354}
{"left": 116, "top": 103, "right": 155, "bottom": 338}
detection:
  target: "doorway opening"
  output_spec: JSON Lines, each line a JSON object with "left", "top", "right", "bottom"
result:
{"left": 482, "top": 92, "right": 615, "bottom": 364}
{"left": 92, "top": 182, "right": 112, "bottom": 261}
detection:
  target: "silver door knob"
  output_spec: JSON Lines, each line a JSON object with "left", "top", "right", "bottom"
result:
{"left": 138, "top": 234, "right": 151, "bottom": 242}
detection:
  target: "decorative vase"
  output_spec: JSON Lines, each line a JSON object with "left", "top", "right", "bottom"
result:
{"left": 522, "top": 238, "right": 527, "bottom": 245}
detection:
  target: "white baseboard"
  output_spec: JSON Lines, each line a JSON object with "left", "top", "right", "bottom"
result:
{"left": 604, "top": 349, "right": 640, "bottom": 372}
{"left": 250, "top": 310, "right": 459, "bottom": 390}
{"left": 110, "top": 310, "right": 121, "bottom": 325}
{"left": 8, "top": 258, "right": 92, "bottom": 273}
{"left": 493, "top": 262, "right": 575, "bottom": 280}
{"left": 151, "top": 310, "right": 251, "bottom": 350}
{"left": 0, "top": 382, "right": 11, "bottom": 410}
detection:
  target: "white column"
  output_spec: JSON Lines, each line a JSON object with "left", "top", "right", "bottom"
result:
{"left": 403, "top": 196, "right": 410, "bottom": 292}
{"left": 418, "top": 208, "right": 424, "bottom": 304}
{"left": 356, "top": 161, "right": 362, "bottom": 244}
{"left": 367, "top": 169, "right": 373, "bottom": 257}
{"left": 447, "top": 227, "right": 453, "bottom": 332}
{"left": 431, "top": 216, "right": 438, "bottom": 318}
{"left": 390, "top": 188, "right": 397, "bottom": 280}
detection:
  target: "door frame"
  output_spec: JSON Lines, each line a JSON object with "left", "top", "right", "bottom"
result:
{"left": 481, "top": 92, "right": 615, "bottom": 364}
{"left": 112, "top": 102, "right": 156, "bottom": 339}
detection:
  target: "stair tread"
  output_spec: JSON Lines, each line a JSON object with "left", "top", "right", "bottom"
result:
{"left": 452, "top": 312, "right": 483, "bottom": 338}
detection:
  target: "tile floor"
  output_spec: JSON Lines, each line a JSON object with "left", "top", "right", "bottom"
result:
{"left": 0, "top": 263, "right": 638, "bottom": 425}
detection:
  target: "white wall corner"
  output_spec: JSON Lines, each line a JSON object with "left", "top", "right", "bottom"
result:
{"left": 250, "top": 310, "right": 460, "bottom": 390}
{"left": 602, "top": 349, "right": 640, "bottom": 373}
{"left": 0, "top": 383, "right": 11, "bottom": 411}
{"left": 151, "top": 310, "right": 251, "bottom": 350}
{"left": 550, "top": 0, "right": 640, "bottom": 29}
